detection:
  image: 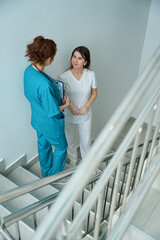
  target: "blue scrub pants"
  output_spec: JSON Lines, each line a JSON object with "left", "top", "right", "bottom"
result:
{"left": 37, "top": 132, "right": 68, "bottom": 176}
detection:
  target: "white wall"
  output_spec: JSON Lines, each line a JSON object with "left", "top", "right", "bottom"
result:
{"left": 0, "top": 0, "right": 151, "bottom": 167}
{"left": 139, "top": 0, "right": 160, "bottom": 71}
{"left": 133, "top": 0, "right": 160, "bottom": 120}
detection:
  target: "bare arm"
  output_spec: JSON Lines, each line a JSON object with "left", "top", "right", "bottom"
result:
{"left": 59, "top": 96, "right": 70, "bottom": 112}
{"left": 69, "top": 101, "right": 80, "bottom": 115}
{"left": 80, "top": 88, "right": 97, "bottom": 115}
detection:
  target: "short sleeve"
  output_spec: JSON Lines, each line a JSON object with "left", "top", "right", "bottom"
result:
{"left": 59, "top": 74, "right": 65, "bottom": 90}
{"left": 91, "top": 71, "right": 97, "bottom": 89}
{"left": 40, "top": 85, "right": 60, "bottom": 117}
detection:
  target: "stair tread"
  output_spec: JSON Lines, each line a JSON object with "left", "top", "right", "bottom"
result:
{"left": 26, "top": 161, "right": 42, "bottom": 177}
{"left": 0, "top": 205, "right": 34, "bottom": 240}
{"left": 0, "top": 174, "right": 47, "bottom": 229}
{"left": 7, "top": 166, "right": 58, "bottom": 199}
{"left": 26, "top": 162, "right": 71, "bottom": 191}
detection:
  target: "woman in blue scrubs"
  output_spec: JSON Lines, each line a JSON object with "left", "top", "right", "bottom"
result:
{"left": 24, "top": 36, "right": 69, "bottom": 177}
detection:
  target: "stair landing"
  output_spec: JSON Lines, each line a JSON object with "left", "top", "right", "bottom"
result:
{"left": 123, "top": 173, "right": 160, "bottom": 240}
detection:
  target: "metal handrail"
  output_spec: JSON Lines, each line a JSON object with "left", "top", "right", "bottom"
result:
{"left": 67, "top": 84, "right": 160, "bottom": 239}
{"left": 1, "top": 192, "right": 59, "bottom": 228}
{"left": 1, "top": 145, "right": 146, "bottom": 234}
{"left": 0, "top": 146, "right": 146, "bottom": 237}
{"left": 0, "top": 167, "right": 76, "bottom": 204}
{"left": 0, "top": 148, "right": 150, "bottom": 235}
{"left": 31, "top": 47, "right": 160, "bottom": 240}
{"left": 0, "top": 133, "right": 157, "bottom": 207}
{"left": 1, "top": 171, "right": 102, "bottom": 229}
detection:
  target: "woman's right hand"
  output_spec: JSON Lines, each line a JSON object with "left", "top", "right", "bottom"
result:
{"left": 69, "top": 102, "right": 80, "bottom": 115}
{"left": 59, "top": 96, "right": 70, "bottom": 112}
{"left": 65, "top": 96, "right": 70, "bottom": 107}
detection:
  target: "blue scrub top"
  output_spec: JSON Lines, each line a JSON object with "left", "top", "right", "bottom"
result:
{"left": 24, "top": 64, "right": 65, "bottom": 138}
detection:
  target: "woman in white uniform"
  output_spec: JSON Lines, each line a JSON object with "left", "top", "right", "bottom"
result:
{"left": 60, "top": 46, "right": 97, "bottom": 166}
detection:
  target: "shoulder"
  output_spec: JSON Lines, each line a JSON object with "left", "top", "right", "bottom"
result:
{"left": 84, "top": 69, "right": 95, "bottom": 76}
{"left": 24, "top": 64, "right": 32, "bottom": 76}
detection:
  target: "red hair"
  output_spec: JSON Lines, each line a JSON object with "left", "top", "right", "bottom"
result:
{"left": 25, "top": 36, "right": 57, "bottom": 64}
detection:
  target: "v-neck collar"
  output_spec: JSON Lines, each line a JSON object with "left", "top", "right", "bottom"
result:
{"left": 70, "top": 69, "right": 85, "bottom": 82}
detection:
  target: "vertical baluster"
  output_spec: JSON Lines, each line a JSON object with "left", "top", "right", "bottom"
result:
{"left": 71, "top": 204, "right": 74, "bottom": 221}
{"left": 93, "top": 190, "right": 104, "bottom": 240}
{"left": 131, "top": 156, "right": 140, "bottom": 190}
{"left": 75, "top": 225, "right": 83, "bottom": 240}
{"left": 60, "top": 220, "right": 67, "bottom": 240}
{"left": 117, "top": 163, "right": 128, "bottom": 208}
{"left": 33, "top": 213, "right": 37, "bottom": 229}
{"left": 107, "top": 156, "right": 124, "bottom": 235}
{"left": 102, "top": 185, "right": 108, "bottom": 220}
{"left": 0, "top": 227, "right": 15, "bottom": 240}
{"left": 146, "top": 112, "right": 160, "bottom": 167}
{"left": 121, "top": 127, "right": 142, "bottom": 209}
{"left": 86, "top": 211, "right": 90, "bottom": 233}
{"left": 81, "top": 189, "right": 84, "bottom": 205}
{"left": 134, "top": 104, "right": 157, "bottom": 189}
{"left": 48, "top": 204, "right": 52, "bottom": 211}
{"left": 15, "top": 222, "right": 21, "bottom": 240}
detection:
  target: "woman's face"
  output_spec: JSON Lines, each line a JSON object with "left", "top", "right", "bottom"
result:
{"left": 71, "top": 51, "right": 87, "bottom": 69}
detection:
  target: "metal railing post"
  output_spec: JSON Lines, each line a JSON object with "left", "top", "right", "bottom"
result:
{"left": 107, "top": 156, "right": 124, "bottom": 235}
{"left": 93, "top": 190, "right": 104, "bottom": 240}
{"left": 146, "top": 113, "right": 160, "bottom": 167}
{"left": 134, "top": 103, "right": 157, "bottom": 188}
{"left": 121, "top": 127, "right": 142, "bottom": 209}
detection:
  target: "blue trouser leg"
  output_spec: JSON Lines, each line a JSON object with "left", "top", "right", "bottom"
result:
{"left": 37, "top": 132, "right": 53, "bottom": 176}
{"left": 37, "top": 132, "right": 68, "bottom": 176}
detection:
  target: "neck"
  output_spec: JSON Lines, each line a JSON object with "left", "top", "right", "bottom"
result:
{"left": 71, "top": 67, "right": 84, "bottom": 75}
{"left": 33, "top": 63, "right": 45, "bottom": 72}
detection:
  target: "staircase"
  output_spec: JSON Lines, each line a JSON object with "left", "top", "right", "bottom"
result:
{"left": 0, "top": 118, "right": 160, "bottom": 240}
{"left": 0, "top": 149, "right": 115, "bottom": 240}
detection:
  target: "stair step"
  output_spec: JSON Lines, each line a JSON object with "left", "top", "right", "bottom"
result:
{"left": 88, "top": 219, "right": 108, "bottom": 239}
{"left": 25, "top": 161, "right": 42, "bottom": 178}
{"left": 64, "top": 163, "right": 71, "bottom": 170}
{"left": 65, "top": 219, "right": 93, "bottom": 239}
{"left": 66, "top": 201, "right": 96, "bottom": 237}
{"left": 7, "top": 166, "right": 58, "bottom": 200}
{"left": 97, "top": 162, "right": 107, "bottom": 171}
{"left": 0, "top": 174, "right": 48, "bottom": 229}
{"left": 0, "top": 205, "right": 34, "bottom": 240}
{"left": 122, "top": 225, "right": 156, "bottom": 240}
{"left": 66, "top": 194, "right": 110, "bottom": 236}
{"left": 26, "top": 161, "right": 72, "bottom": 191}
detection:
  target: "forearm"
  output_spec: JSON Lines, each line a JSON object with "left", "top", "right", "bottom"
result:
{"left": 85, "top": 88, "right": 97, "bottom": 108}
{"left": 59, "top": 96, "right": 70, "bottom": 112}
{"left": 59, "top": 103, "right": 68, "bottom": 112}
{"left": 69, "top": 101, "right": 75, "bottom": 110}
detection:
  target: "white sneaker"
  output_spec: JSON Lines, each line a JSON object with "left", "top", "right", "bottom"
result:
{"left": 69, "top": 160, "right": 77, "bottom": 167}
{"left": 52, "top": 179, "right": 67, "bottom": 185}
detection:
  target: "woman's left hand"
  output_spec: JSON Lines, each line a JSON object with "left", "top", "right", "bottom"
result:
{"left": 61, "top": 96, "right": 70, "bottom": 107}
{"left": 61, "top": 97, "right": 66, "bottom": 104}
{"left": 80, "top": 106, "right": 89, "bottom": 115}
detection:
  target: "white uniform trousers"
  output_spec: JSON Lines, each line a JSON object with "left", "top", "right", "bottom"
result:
{"left": 65, "top": 119, "right": 92, "bottom": 164}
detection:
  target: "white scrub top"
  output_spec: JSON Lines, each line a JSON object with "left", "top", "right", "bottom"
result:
{"left": 60, "top": 69, "right": 97, "bottom": 124}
